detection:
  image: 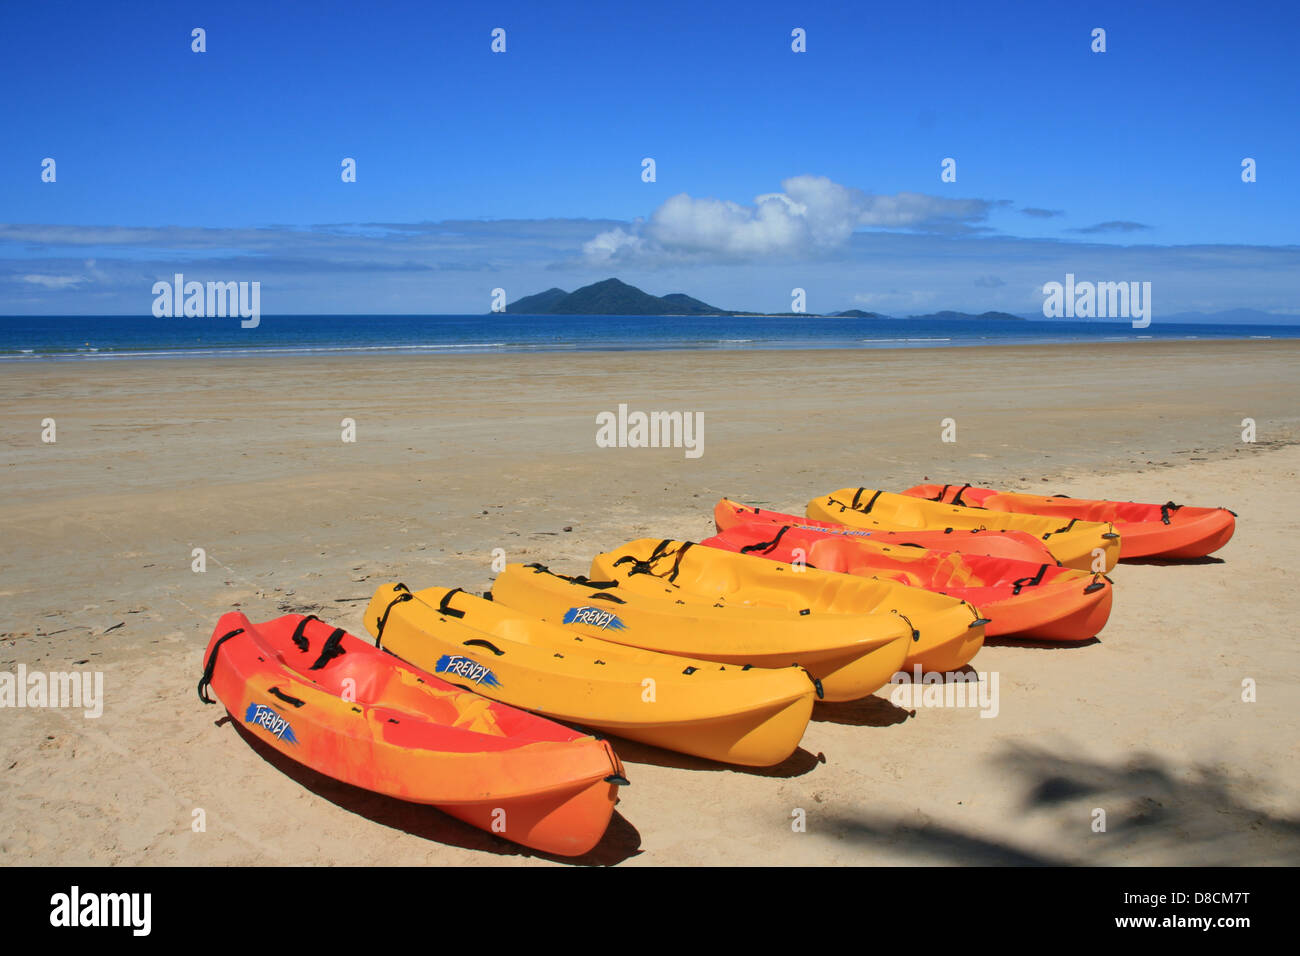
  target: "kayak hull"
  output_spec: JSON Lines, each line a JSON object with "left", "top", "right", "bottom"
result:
{"left": 199, "top": 612, "right": 623, "bottom": 857}
{"left": 901, "top": 484, "right": 1236, "bottom": 560}
{"left": 703, "top": 523, "right": 1114, "bottom": 643}
{"left": 364, "top": 583, "right": 817, "bottom": 767}
{"left": 491, "top": 563, "right": 912, "bottom": 702}
{"left": 589, "top": 539, "right": 987, "bottom": 674}
{"left": 715, "top": 497, "right": 1058, "bottom": 563}
{"left": 808, "top": 487, "right": 1121, "bottom": 572}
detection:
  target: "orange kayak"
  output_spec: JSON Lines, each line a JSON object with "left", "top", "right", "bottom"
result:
{"left": 197, "top": 611, "right": 626, "bottom": 857}
{"left": 714, "top": 497, "right": 1057, "bottom": 564}
{"left": 703, "top": 523, "right": 1113, "bottom": 642}
{"left": 902, "top": 483, "right": 1236, "bottom": 560}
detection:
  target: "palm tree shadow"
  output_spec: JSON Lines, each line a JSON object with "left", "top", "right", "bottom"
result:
{"left": 821, "top": 744, "right": 1300, "bottom": 865}
{"left": 218, "top": 715, "right": 642, "bottom": 866}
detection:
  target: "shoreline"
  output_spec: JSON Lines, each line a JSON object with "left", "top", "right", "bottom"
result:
{"left": 2, "top": 331, "right": 1299, "bottom": 363}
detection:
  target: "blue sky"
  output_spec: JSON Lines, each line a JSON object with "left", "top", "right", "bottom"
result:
{"left": 2, "top": 0, "right": 1297, "bottom": 315}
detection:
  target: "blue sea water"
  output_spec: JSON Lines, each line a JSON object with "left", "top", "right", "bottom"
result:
{"left": 0, "top": 314, "right": 1296, "bottom": 360}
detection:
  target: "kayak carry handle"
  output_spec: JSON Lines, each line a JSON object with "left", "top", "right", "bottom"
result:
{"left": 462, "top": 638, "right": 505, "bottom": 656}
{"left": 267, "top": 686, "right": 306, "bottom": 708}
{"left": 605, "top": 774, "right": 630, "bottom": 786}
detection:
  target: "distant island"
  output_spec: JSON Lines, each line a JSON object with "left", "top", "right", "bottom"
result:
{"left": 506, "top": 278, "right": 726, "bottom": 316}
{"left": 501, "top": 278, "right": 1025, "bottom": 320}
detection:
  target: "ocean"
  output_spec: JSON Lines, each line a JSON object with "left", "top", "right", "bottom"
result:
{"left": 1, "top": 314, "right": 1297, "bottom": 361}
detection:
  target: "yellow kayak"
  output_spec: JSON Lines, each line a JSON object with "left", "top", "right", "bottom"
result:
{"left": 808, "top": 487, "right": 1120, "bottom": 572}
{"left": 363, "top": 583, "right": 817, "bottom": 766}
{"left": 491, "top": 563, "right": 912, "bottom": 702}
{"left": 588, "top": 539, "right": 987, "bottom": 673}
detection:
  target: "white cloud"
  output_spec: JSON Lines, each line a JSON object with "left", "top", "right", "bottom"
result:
{"left": 581, "top": 175, "right": 1005, "bottom": 264}
{"left": 582, "top": 226, "right": 646, "bottom": 262}
{"left": 19, "top": 274, "right": 85, "bottom": 289}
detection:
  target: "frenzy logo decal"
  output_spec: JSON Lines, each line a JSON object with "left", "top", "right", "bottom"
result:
{"left": 794, "top": 522, "right": 873, "bottom": 538}
{"left": 244, "top": 702, "right": 298, "bottom": 744}
{"left": 435, "top": 655, "right": 501, "bottom": 688}
{"left": 562, "top": 606, "right": 627, "bottom": 631}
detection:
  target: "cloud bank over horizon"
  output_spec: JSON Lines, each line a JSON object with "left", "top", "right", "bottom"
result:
{"left": 2, "top": 175, "right": 1298, "bottom": 317}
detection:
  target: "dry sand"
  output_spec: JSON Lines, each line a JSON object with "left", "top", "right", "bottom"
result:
{"left": 1, "top": 339, "right": 1298, "bottom": 865}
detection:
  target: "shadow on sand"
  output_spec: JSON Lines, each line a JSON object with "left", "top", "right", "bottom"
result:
{"left": 812, "top": 694, "right": 914, "bottom": 728}
{"left": 1121, "top": 555, "right": 1226, "bottom": 567}
{"left": 601, "top": 734, "right": 825, "bottom": 778}
{"left": 819, "top": 744, "right": 1300, "bottom": 865}
{"left": 983, "top": 635, "right": 1101, "bottom": 651}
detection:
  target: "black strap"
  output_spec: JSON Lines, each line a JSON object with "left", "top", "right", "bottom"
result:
{"left": 373, "top": 584, "right": 412, "bottom": 646}
{"left": 526, "top": 563, "right": 620, "bottom": 589}
{"left": 739, "top": 525, "right": 790, "bottom": 555}
{"left": 648, "top": 539, "right": 673, "bottom": 563}
{"left": 1044, "top": 517, "right": 1079, "bottom": 539}
{"left": 1011, "top": 563, "right": 1049, "bottom": 596}
{"left": 850, "top": 487, "right": 865, "bottom": 508}
{"left": 1160, "top": 501, "right": 1182, "bottom": 525}
{"left": 666, "top": 542, "right": 694, "bottom": 583}
{"left": 290, "top": 615, "right": 319, "bottom": 652}
{"left": 197, "top": 627, "right": 245, "bottom": 704}
{"left": 614, "top": 541, "right": 687, "bottom": 580}
{"left": 858, "top": 490, "right": 884, "bottom": 514}
{"left": 438, "top": 588, "right": 467, "bottom": 619}
{"left": 928, "top": 484, "right": 951, "bottom": 502}
{"left": 308, "top": 627, "right": 348, "bottom": 670}
{"left": 950, "top": 483, "right": 972, "bottom": 507}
